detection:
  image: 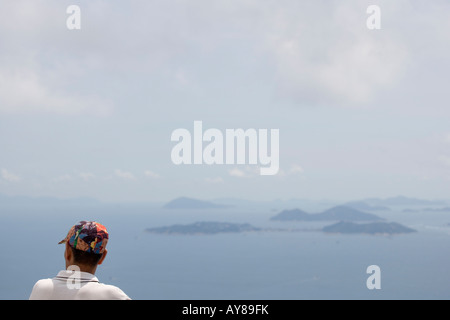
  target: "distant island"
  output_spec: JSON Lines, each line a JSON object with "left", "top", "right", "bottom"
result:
{"left": 145, "top": 220, "right": 417, "bottom": 236}
{"left": 344, "top": 201, "right": 390, "bottom": 211}
{"left": 402, "top": 207, "right": 450, "bottom": 213}
{"left": 270, "top": 206, "right": 383, "bottom": 222}
{"left": 357, "top": 196, "right": 446, "bottom": 207}
{"left": 323, "top": 221, "right": 416, "bottom": 235}
{"left": 145, "top": 221, "right": 260, "bottom": 235}
{"left": 163, "top": 197, "right": 230, "bottom": 210}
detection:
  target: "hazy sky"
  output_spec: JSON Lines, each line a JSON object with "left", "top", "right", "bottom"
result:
{"left": 0, "top": 0, "right": 449, "bottom": 202}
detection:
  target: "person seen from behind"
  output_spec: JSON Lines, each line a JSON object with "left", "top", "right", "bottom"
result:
{"left": 29, "top": 220, "right": 131, "bottom": 300}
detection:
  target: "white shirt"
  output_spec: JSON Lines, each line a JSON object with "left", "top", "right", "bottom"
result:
{"left": 29, "top": 270, "right": 131, "bottom": 300}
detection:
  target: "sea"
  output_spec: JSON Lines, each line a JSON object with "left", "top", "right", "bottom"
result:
{"left": 1, "top": 202, "right": 450, "bottom": 300}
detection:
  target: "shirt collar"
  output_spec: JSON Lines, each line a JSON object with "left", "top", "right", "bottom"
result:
{"left": 55, "top": 269, "right": 99, "bottom": 282}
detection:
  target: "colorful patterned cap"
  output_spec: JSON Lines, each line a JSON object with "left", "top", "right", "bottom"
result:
{"left": 58, "top": 221, "right": 109, "bottom": 254}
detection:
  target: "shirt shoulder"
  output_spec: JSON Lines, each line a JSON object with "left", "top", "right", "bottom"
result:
{"left": 29, "top": 278, "right": 54, "bottom": 300}
{"left": 78, "top": 282, "right": 131, "bottom": 300}
{"left": 29, "top": 272, "right": 131, "bottom": 300}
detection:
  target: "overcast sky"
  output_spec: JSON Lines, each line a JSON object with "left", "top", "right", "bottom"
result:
{"left": 0, "top": 0, "right": 449, "bottom": 202}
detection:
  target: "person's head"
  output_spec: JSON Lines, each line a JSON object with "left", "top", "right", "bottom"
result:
{"left": 59, "top": 221, "right": 109, "bottom": 274}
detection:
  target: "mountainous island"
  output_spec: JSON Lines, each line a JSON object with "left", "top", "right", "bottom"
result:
{"left": 402, "top": 207, "right": 450, "bottom": 213}
{"left": 344, "top": 201, "right": 390, "bottom": 211}
{"left": 145, "top": 221, "right": 261, "bottom": 235}
{"left": 357, "top": 196, "right": 446, "bottom": 207}
{"left": 145, "top": 220, "right": 416, "bottom": 236}
{"left": 322, "top": 221, "right": 417, "bottom": 235}
{"left": 163, "top": 197, "right": 230, "bottom": 209}
{"left": 270, "top": 205, "right": 383, "bottom": 222}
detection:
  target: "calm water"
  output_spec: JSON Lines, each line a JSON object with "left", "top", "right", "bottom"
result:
{"left": 1, "top": 203, "right": 449, "bottom": 300}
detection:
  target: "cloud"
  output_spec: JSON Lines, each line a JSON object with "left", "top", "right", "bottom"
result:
{"left": 0, "top": 1, "right": 115, "bottom": 116}
{"left": 265, "top": 1, "right": 409, "bottom": 106}
{"left": 144, "top": 170, "right": 160, "bottom": 179}
{"left": 228, "top": 166, "right": 260, "bottom": 178}
{"left": 114, "top": 169, "right": 136, "bottom": 181}
{"left": 174, "top": 69, "right": 189, "bottom": 86}
{"left": 439, "top": 156, "right": 450, "bottom": 167}
{"left": 53, "top": 174, "right": 73, "bottom": 183}
{"left": 446, "top": 134, "right": 450, "bottom": 144}
{"left": 0, "top": 68, "right": 112, "bottom": 116}
{"left": 289, "top": 164, "right": 304, "bottom": 175}
{"left": 205, "top": 177, "right": 224, "bottom": 184}
{"left": 79, "top": 172, "right": 96, "bottom": 182}
{"left": 276, "top": 164, "right": 305, "bottom": 177}
{"left": 1, "top": 168, "right": 21, "bottom": 182}
{"left": 229, "top": 168, "right": 246, "bottom": 178}
{"left": 1, "top": 0, "right": 448, "bottom": 114}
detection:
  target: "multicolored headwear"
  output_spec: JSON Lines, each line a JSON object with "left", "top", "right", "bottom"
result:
{"left": 59, "top": 221, "right": 109, "bottom": 254}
